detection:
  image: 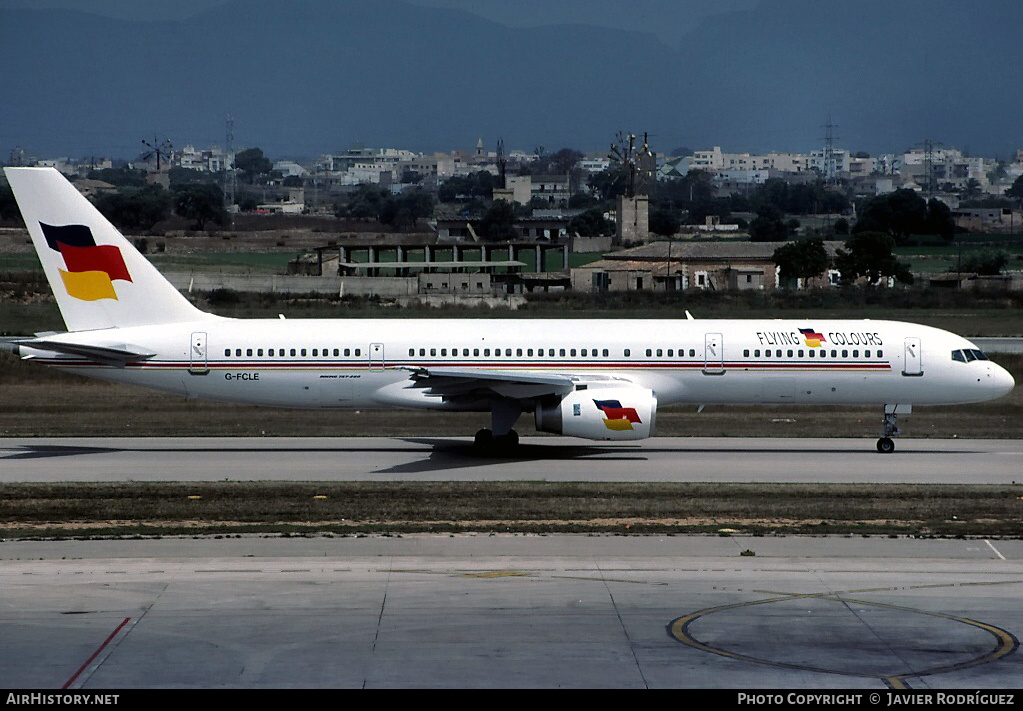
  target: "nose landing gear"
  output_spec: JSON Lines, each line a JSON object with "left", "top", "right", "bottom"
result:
{"left": 877, "top": 404, "right": 910, "bottom": 453}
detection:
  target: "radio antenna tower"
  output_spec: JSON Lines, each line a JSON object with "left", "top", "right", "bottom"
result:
{"left": 821, "top": 116, "right": 839, "bottom": 184}
{"left": 225, "top": 115, "right": 236, "bottom": 207}
{"left": 916, "top": 138, "right": 942, "bottom": 196}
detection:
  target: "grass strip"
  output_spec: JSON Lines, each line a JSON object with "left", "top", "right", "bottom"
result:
{"left": 1, "top": 482, "right": 1020, "bottom": 539}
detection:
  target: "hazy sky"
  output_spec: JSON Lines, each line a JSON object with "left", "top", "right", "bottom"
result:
{"left": 0, "top": 0, "right": 759, "bottom": 46}
{"left": 3, "top": 0, "right": 1021, "bottom": 159}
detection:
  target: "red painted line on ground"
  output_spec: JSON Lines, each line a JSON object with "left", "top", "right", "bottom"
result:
{"left": 62, "top": 616, "right": 131, "bottom": 689}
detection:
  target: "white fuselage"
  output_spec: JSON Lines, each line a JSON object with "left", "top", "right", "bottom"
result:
{"left": 25, "top": 318, "right": 1015, "bottom": 412}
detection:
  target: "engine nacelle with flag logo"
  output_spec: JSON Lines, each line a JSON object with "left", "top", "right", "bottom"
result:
{"left": 534, "top": 387, "right": 657, "bottom": 440}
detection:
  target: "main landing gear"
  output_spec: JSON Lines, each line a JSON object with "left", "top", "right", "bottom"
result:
{"left": 876, "top": 405, "right": 904, "bottom": 454}
{"left": 474, "top": 428, "right": 520, "bottom": 450}
{"left": 473, "top": 399, "right": 522, "bottom": 454}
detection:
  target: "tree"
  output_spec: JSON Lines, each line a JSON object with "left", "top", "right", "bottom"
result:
{"left": 960, "top": 178, "right": 982, "bottom": 201}
{"left": 749, "top": 205, "right": 795, "bottom": 242}
{"left": 438, "top": 171, "right": 495, "bottom": 202}
{"left": 1005, "top": 175, "right": 1023, "bottom": 206}
{"left": 478, "top": 200, "right": 517, "bottom": 242}
{"left": 567, "top": 208, "right": 613, "bottom": 237}
{"left": 853, "top": 189, "right": 953, "bottom": 243}
{"left": 174, "top": 183, "right": 227, "bottom": 231}
{"left": 92, "top": 186, "right": 171, "bottom": 232}
{"left": 958, "top": 249, "right": 1009, "bottom": 276}
{"left": 648, "top": 206, "right": 679, "bottom": 238}
{"left": 378, "top": 190, "right": 434, "bottom": 231}
{"left": 234, "top": 148, "right": 273, "bottom": 184}
{"left": 0, "top": 185, "right": 19, "bottom": 222}
{"left": 86, "top": 167, "right": 147, "bottom": 188}
{"left": 339, "top": 184, "right": 388, "bottom": 221}
{"left": 772, "top": 238, "right": 830, "bottom": 286}
{"left": 834, "top": 231, "right": 913, "bottom": 285}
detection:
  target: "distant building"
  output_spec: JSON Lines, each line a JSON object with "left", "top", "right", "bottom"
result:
{"left": 572, "top": 240, "right": 845, "bottom": 293}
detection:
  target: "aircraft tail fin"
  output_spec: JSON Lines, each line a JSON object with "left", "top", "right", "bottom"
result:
{"left": 4, "top": 167, "right": 216, "bottom": 332}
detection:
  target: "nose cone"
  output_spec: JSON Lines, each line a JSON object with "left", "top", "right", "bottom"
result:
{"left": 993, "top": 363, "right": 1015, "bottom": 398}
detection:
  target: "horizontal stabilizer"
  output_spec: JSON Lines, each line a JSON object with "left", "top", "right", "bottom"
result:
{"left": 20, "top": 338, "right": 155, "bottom": 367}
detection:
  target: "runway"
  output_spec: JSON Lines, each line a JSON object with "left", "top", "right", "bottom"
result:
{"left": 0, "top": 535, "right": 1020, "bottom": 689}
{"left": 1, "top": 436, "right": 1021, "bottom": 483}
{"left": 3, "top": 435, "right": 1021, "bottom": 689}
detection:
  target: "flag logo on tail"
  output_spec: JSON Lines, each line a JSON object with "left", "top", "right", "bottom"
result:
{"left": 799, "top": 328, "right": 826, "bottom": 348}
{"left": 594, "top": 399, "right": 642, "bottom": 431}
{"left": 40, "top": 223, "right": 132, "bottom": 301}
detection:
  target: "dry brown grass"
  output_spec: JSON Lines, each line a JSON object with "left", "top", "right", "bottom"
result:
{"left": 1, "top": 482, "right": 1020, "bottom": 538}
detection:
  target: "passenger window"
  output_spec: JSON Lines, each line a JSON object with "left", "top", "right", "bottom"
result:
{"left": 798, "top": 350, "right": 803, "bottom": 358}
{"left": 656, "top": 349, "right": 663, "bottom": 357}
{"left": 560, "top": 349, "right": 566, "bottom": 357}
{"left": 743, "top": 349, "right": 749, "bottom": 357}
{"left": 344, "top": 348, "right": 351, "bottom": 357}
{"left": 517, "top": 348, "right": 523, "bottom": 356}
{"left": 290, "top": 349, "right": 297, "bottom": 356}
{"left": 570, "top": 349, "right": 577, "bottom": 357}
{"left": 474, "top": 349, "right": 479, "bottom": 356}
{"left": 754, "top": 349, "right": 760, "bottom": 357}
{"left": 430, "top": 348, "right": 437, "bottom": 356}
{"left": 246, "top": 348, "right": 253, "bottom": 356}
{"left": 787, "top": 349, "right": 793, "bottom": 358}
{"left": 853, "top": 350, "right": 859, "bottom": 358}
{"left": 355, "top": 349, "right": 361, "bottom": 356}
{"left": 528, "top": 349, "right": 533, "bottom": 356}
{"left": 484, "top": 349, "right": 491, "bottom": 356}
{"left": 624, "top": 349, "right": 631, "bottom": 357}
{"left": 831, "top": 350, "right": 837, "bottom": 358}
{"left": 842, "top": 350, "right": 848, "bottom": 358}
{"left": 409, "top": 348, "right": 414, "bottom": 357}
{"left": 506, "top": 349, "right": 512, "bottom": 356}
{"left": 667, "top": 349, "right": 674, "bottom": 357}
{"left": 258, "top": 349, "right": 264, "bottom": 356}
{"left": 603, "top": 349, "right": 609, "bottom": 357}
{"left": 334, "top": 349, "right": 340, "bottom": 357}
{"left": 312, "top": 349, "right": 317, "bottom": 357}
{"left": 808, "top": 350, "right": 815, "bottom": 358}
{"left": 689, "top": 349, "right": 696, "bottom": 357}
{"left": 646, "top": 349, "right": 652, "bottom": 357}
{"left": 865, "top": 350, "right": 871, "bottom": 358}
{"left": 224, "top": 349, "right": 230, "bottom": 357}
{"left": 878, "top": 350, "right": 883, "bottom": 358}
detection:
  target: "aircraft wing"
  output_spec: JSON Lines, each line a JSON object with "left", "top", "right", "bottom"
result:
{"left": 401, "top": 366, "right": 579, "bottom": 400}
{"left": 18, "top": 338, "right": 156, "bottom": 367}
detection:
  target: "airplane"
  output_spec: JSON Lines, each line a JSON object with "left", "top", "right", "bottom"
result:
{"left": 2, "top": 166, "right": 1015, "bottom": 453}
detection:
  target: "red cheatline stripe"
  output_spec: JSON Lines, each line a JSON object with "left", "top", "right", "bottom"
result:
{"left": 62, "top": 616, "right": 131, "bottom": 689}
{"left": 37, "top": 359, "right": 893, "bottom": 371}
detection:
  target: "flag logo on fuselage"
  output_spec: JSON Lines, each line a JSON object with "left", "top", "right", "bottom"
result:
{"left": 594, "top": 399, "right": 642, "bottom": 431}
{"left": 40, "top": 223, "right": 132, "bottom": 301}
{"left": 798, "top": 328, "right": 826, "bottom": 348}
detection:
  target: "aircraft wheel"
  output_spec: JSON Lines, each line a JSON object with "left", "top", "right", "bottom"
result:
{"left": 498, "top": 429, "right": 519, "bottom": 448}
{"left": 876, "top": 437, "right": 895, "bottom": 454}
{"left": 474, "top": 429, "right": 494, "bottom": 449}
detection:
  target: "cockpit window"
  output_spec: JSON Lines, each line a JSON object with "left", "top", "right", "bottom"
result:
{"left": 952, "top": 348, "right": 991, "bottom": 362}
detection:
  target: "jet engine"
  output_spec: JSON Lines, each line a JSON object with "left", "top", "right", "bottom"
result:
{"left": 534, "top": 387, "right": 657, "bottom": 441}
